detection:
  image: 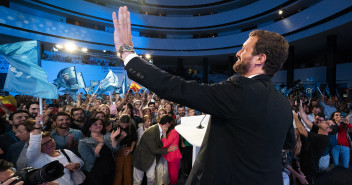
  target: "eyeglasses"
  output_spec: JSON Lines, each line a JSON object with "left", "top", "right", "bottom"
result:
{"left": 41, "top": 138, "right": 54, "bottom": 147}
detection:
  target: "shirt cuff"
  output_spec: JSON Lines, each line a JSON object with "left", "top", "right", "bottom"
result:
{"left": 124, "top": 53, "right": 139, "bottom": 66}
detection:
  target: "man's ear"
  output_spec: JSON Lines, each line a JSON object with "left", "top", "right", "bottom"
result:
{"left": 256, "top": 53, "right": 266, "bottom": 65}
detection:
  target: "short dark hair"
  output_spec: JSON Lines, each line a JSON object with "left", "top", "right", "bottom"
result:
{"left": 148, "top": 102, "right": 155, "bottom": 106}
{"left": 0, "top": 159, "right": 14, "bottom": 172}
{"left": 71, "top": 108, "right": 85, "bottom": 118}
{"left": 53, "top": 112, "right": 71, "bottom": 122}
{"left": 26, "top": 102, "right": 39, "bottom": 109}
{"left": 177, "top": 105, "right": 185, "bottom": 109}
{"left": 9, "top": 110, "right": 30, "bottom": 121}
{"left": 316, "top": 112, "right": 325, "bottom": 119}
{"left": 159, "top": 114, "right": 174, "bottom": 125}
{"left": 249, "top": 30, "right": 289, "bottom": 77}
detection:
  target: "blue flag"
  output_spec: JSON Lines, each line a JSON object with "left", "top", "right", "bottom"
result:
{"left": 304, "top": 84, "right": 316, "bottom": 98}
{"left": 90, "top": 80, "right": 100, "bottom": 88}
{"left": 83, "top": 86, "right": 93, "bottom": 94}
{"left": 0, "top": 41, "right": 58, "bottom": 99}
{"left": 54, "top": 66, "right": 78, "bottom": 89}
{"left": 96, "top": 70, "right": 119, "bottom": 94}
{"left": 325, "top": 85, "right": 331, "bottom": 97}
{"left": 274, "top": 84, "right": 281, "bottom": 92}
{"left": 76, "top": 72, "right": 86, "bottom": 89}
{"left": 119, "top": 74, "right": 127, "bottom": 98}
{"left": 60, "top": 89, "right": 78, "bottom": 101}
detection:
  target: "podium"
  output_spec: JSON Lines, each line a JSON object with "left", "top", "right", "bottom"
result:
{"left": 175, "top": 114, "right": 210, "bottom": 166}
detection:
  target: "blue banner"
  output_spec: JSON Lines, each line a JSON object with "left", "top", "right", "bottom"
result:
{"left": 0, "top": 40, "right": 58, "bottom": 99}
{"left": 54, "top": 66, "right": 78, "bottom": 89}
{"left": 119, "top": 74, "right": 127, "bottom": 97}
{"left": 96, "top": 69, "right": 119, "bottom": 94}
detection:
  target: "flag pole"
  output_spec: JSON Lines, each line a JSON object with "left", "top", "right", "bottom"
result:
{"left": 93, "top": 84, "right": 101, "bottom": 95}
{"left": 317, "top": 86, "right": 323, "bottom": 95}
{"left": 37, "top": 40, "right": 43, "bottom": 125}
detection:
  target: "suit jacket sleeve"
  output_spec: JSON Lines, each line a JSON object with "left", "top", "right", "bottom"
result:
{"left": 145, "top": 126, "right": 168, "bottom": 156}
{"left": 282, "top": 121, "right": 296, "bottom": 150}
{"left": 125, "top": 57, "right": 244, "bottom": 119}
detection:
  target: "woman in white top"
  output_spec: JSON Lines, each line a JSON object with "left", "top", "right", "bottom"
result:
{"left": 27, "top": 116, "right": 84, "bottom": 185}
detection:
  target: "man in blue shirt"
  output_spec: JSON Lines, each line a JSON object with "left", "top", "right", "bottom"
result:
{"left": 52, "top": 112, "right": 83, "bottom": 155}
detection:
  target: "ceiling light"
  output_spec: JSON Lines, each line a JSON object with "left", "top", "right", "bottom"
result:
{"left": 81, "top": 48, "right": 88, "bottom": 52}
{"left": 56, "top": 44, "right": 64, "bottom": 49}
{"left": 64, "top": 42, "right": 77, "bottom": 52}
{"left": 145, "top": 54, "right": 151, "bottom": 59}
{"left": 278, "top": 10, "right": 283, "bottom": 15}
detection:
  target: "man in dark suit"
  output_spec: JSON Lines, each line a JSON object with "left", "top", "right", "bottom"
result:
{"left": 5, "top": 120, "right": 34, "bottom": 169}
{"left": 113, "top": 7, "right": 295, "bottom": 185}
{"left": 0, "top": 110, "right": 30, "bottom": 159}
{"left": 133, "top": 114, "right": 177, "bottom": 184}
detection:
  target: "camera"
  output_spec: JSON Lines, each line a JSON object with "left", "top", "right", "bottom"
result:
{"left": 10, "top": 160, "right": 64, "bottom": 185}
{"left": 289, "top": 80, "right": 306, "bottom": 113}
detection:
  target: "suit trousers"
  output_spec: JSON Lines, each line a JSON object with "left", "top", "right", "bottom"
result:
{"left": 113, "top": 148, "right": 133, "bottom": 185}
{"left": 133, "top": 159, "right": 156, "bottom": 185}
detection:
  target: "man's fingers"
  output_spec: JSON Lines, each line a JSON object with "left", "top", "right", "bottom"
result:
{"left": 112, "top": 12, "right": 118, "bottom": 30}
{"left": 126, "top": 10, "right": 132, "bottom": 46}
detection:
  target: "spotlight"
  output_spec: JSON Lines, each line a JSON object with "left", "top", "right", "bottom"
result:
{"left": 278, "top": 10, "right": 283, "bottom": 15}
{"left": 81, "top": 48, "right": 88, "bottom": 52}
{"left": 145, "top": 54, "right": 151, "bottom": 59}
{"left": 103, "top": 50, "right": 106, "bottom": 52}
{"left": 117, "top": 53, "right": 121, "bottom": 57}
{"left": 56, "top": 44, "right": 64, "bottom": 49}
{"left": 65, "top": 42, "right": 77, "bottom": 52}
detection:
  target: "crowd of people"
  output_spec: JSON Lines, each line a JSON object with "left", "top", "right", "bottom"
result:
{"left": 282, "top": 94, "right": 352, "bottom": 184}
{"left": 0, "top": 83, "right": 351, "bottom": 185}
{"left": 0, "top": 90, "right": 198, "bottom": 185}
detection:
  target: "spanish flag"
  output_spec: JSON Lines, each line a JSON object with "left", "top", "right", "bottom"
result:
{"left": 129, "top": 81, "right": 142, "bottom": 93}
{"left": 0, "top": 95, "right": 17, "bottom": 115}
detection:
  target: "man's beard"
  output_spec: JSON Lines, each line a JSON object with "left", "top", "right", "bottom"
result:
{"left": 233, "top": 58, "right": 251, "bottom": 76}
{"left": 75, "top": 117, "right": 85, "bottom": 122}
{"left": 30, "top": 113, "right": 38, "bottom": 118}
{"left": 58, "top": 123, "right": 69, "bottom": 129}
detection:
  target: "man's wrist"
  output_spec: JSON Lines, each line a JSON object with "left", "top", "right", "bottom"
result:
{"left": 123, "top": 52, "right": 138, "bottom": 65}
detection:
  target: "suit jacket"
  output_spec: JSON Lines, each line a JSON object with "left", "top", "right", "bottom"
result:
{"left": 126, "top": 57, "right": 295, "bottom": 185}
{"left": 133, "top": 124, "right": 168, "bottom": 171}
{"left": 5, "top": 141, "right": 26, "bottom": 168}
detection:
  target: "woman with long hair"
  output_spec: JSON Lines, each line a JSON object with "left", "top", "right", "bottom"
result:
{"left": 163, "top": 103, "right": 175, "bottom": 119}
{"left": 156, "top": 108, "right": 166, "bottom": 124}
{"left": 79, "top": 118, "right": 120, "bottom": 185}
{"left": 330, "top": 111, "right": 352, "bottom": 168}
{"left": 160, "top": 115, "right": 182, "bottom": 185}
{"left": 113, "top": 114, "right": 137, "bottom": 185}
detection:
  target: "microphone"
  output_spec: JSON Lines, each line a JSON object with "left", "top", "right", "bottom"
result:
{"left": 196, "top": 115, "right": 206, "bottom": 129}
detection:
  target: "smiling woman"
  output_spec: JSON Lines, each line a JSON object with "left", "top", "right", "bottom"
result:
{"left": 26, "top": 117, "right": 84, "bottom": 185}
{"left": 78, "top": 118, "right": 120, "bottom": 185}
